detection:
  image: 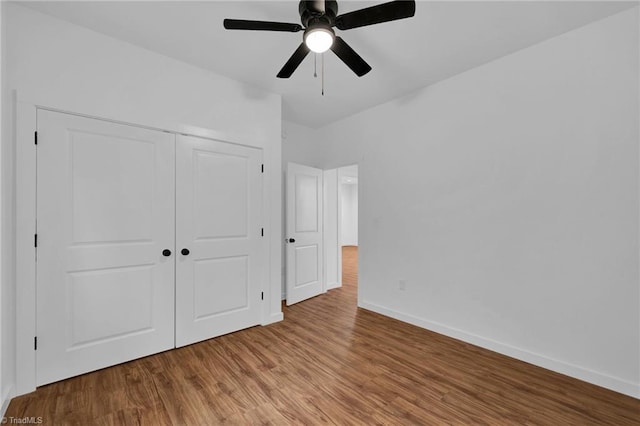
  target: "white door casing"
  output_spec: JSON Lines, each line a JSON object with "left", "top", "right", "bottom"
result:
{"left": 36, "top": 110, "right": 175, "bottom": 386}
{"left": 175, "top": 134, "right": 263, "bottom": 347}
{"left": 286, "top": 162, "right": 324, "bottom": 305}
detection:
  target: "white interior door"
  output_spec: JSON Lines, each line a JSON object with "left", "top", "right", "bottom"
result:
{"left": 286, "top": 162, "right": 324, "bottom": 305}
{"left": 175, "top": 134, "right": 263, "bottom": 347}
{"left": 36, "top": 110, "right": 175, "bottom": 386}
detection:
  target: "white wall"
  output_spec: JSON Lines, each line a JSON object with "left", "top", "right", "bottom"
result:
{"left": 340, "top": 184, "right": 358, "bottom": 246}
{"left": 282, "top": 120, "right": 324, "bottom": 169}
{"left": 4, "top": 3, "right": 283, "bottom": 396}
{"left": 317, "top": 8, "right": 640, "bottom": 398}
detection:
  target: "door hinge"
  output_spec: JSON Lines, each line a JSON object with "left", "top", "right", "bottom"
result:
{"left": 34, "top": 131, "right": 38, "bottom": 145}
{"left": 261, "top": 164, "right": 264, "bottom": 173}
{"left": 261, "top": 228, "right": 264, "bottom": 237}
{"left": 34, "top": 336, "right": 37, "bottom": 351}
{"left": 261, "top": 292, "right": 264, "bottom": 301}
{"left": 34, "top": 234, "right": 38, "bottom": 248}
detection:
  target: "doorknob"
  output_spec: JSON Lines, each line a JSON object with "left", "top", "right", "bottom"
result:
{"left": 288, "top": 238, "right": 296, "bottom": 243}
{"left": 162, "top": 249, "right": 172, "bottom": 257}
{"left": 181, "top": 248, "right": 190, "bottom": 256}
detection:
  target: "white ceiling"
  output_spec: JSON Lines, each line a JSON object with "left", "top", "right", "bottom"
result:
{"left": 20, "top": 1, "right": 637, "bottom": 128}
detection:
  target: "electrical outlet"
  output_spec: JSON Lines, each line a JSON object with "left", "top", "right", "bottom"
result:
{"left": 399, "top": 280, "right": 406, "bottom": 291}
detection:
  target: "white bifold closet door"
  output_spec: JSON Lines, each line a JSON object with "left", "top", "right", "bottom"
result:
{"left": 36, "top": 110, "right": 263, "bottom": 386}
{"left": 175, "top": 134, "right": 263, "bottom": 347}
{"left": 36, "top": 110, "right": 176, "bottom": 386}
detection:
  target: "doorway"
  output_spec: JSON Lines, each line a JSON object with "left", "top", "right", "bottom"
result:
{"left": 322, "top": 164, "right": 358, "bottom": 297}
{"left": 338, "top": 166, "right": 358, "bottom": 293}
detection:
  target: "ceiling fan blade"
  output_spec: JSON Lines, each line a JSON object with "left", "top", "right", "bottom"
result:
{"left": 335, "top": 0, "right": 416, "bottom": 30}
{"left": 330, "top": 36, "right": 371, "bottom": 77}
{"left": 223, "top": 19, "right": 302, "bottom": 32}
{"left": 277, "top": 43, "right": 311, "bottom": 78}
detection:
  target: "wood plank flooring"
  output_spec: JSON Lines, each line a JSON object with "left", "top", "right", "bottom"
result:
{"left": 6, "top": 245, "right": 640, "bottom": 424}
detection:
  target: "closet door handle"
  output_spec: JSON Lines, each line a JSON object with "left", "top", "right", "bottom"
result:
{"left": 288, "top": 238, "right": 296, "bottom": 243}
{"left": 162, "top": 249, "right": 172, "bottom": 257}
{"left": 181, "top": 248, "right": 190, "bottom": 256}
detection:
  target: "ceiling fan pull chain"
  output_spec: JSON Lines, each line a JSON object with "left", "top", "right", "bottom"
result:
{"left": 314, "top": 53, "right": 318, "bottom": 78}
{"left": 322, "top": 52, "right": 325, "bottom": 96}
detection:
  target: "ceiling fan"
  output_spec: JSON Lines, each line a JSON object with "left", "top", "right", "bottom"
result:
{"left": 223, "top": 0, "right": 416, "bottom": 78}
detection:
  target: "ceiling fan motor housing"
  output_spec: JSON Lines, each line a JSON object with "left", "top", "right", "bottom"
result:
{"left": 299, "top": 1, "right": 338, "bottom": 28}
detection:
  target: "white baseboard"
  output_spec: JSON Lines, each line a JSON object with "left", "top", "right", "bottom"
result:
{"left": 1, "top": 385, "right": 15, "bottom": 419}
{"left": 359, "top": 300, "right": 640, "bottom": 399}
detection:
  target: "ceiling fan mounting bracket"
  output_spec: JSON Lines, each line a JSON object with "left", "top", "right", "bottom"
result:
{"left": 299, "top": 1, "right": 339, "bottom": 28}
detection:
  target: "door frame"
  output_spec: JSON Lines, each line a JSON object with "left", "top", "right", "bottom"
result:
{"left": 337, "top": 165, "right": 358, "bottom": 285}
{"left": 14, "top": 95, "right": 281, "bottom": 396}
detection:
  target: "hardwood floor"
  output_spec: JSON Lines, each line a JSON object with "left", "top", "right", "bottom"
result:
{"left": 6, "top": 245, "right": 640, "bottom": 425}
{"left": 341, "top": 245, "right": 358, "bottom": 294}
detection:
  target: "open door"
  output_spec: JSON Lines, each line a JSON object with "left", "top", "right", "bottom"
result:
{"left": 286, "top": 162, "right": 324, "bottom": 305}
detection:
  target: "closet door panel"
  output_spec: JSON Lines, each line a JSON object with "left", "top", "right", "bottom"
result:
{"left": 175, "top": 134, "right": 262, "bottom": 347}
{"left": 36, "top": 110, "right": 175, "bottom": 386}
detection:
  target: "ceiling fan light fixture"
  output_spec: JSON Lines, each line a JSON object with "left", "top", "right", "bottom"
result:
{"left": 304, "top": 27, "right": 334, "bottom": 53}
